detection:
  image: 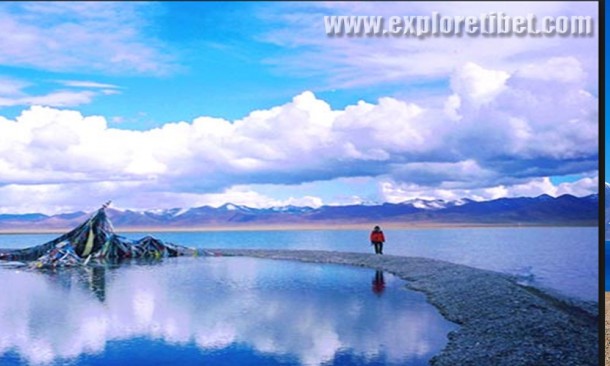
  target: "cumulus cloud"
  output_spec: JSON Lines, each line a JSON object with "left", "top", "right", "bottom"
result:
{"left": 0, "top": 60, "right": 597, "bottom": 212}
{"left": 380, "top": 175, "right": 598, "bottom": 203}
{"left": 450, "top": 63, "right": 510, "bottom": 106}
{"left": 556, "top": 176, "right": 598, "bottom": 197}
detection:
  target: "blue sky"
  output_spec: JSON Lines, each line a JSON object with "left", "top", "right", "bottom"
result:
{"left": 0, "top": 2, "right": 409, "bottom": 126}
{"left": 0, "top": 2, "right": 599, "bottom": 213}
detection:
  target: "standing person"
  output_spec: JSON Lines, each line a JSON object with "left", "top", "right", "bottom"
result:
{"left": 370, "top": 225, "right": 385, "bottom": 255}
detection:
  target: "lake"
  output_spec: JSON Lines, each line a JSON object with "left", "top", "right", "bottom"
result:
{"left": 0, "top": 227, "right": 598, "bottom": 302}
{"left": 0, "top": 256, "right": 457, "bottom": 365}
{"left": 0, "top": 227, "right": 597, "bottom": 365}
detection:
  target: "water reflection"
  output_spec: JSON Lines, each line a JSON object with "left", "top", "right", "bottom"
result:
{"left": 0, "top": 257, "right": 457, "bottom": 365}
{"left": 85, "top": 266, "right": 106, "bottom": 302}
{"left": 371, "top": 270, "right": 385, "bottom": 296}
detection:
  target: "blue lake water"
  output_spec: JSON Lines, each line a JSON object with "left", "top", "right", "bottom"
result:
{"left": 0, "top": 227, "right": 598, "bottom": 302}
{"left": 0, "top": 257, "right": 457, "bottom": 365}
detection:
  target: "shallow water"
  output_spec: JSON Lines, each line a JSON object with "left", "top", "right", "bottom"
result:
{"left": 0, "top": 257, "right": 457, "bottom": 366}
{"left": 0, "top": 227, "right": 597, "bottom": 301}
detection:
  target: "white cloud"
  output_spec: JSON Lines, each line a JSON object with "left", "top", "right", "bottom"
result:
{"left": 390, "top": 160, "right": 497, "bottom": 186}
{"left": 161, "top": 187, "right": 324, "bottom": 210}
{"left": 259, "top": 2, "right": 598, "bottom": 91}
{"left": 0, "top": 60, "right": 597, "bottom": 212}
{"left": 58, "top": 80, "right": 121, "bottom": 89}
{"left": 0, "top": 90, "right": 97, "bottom": 108}
{"left": 0, "top": 2, "right": 173, "bottom": 75}
{"left": 0, "top": 77, "right": 29, "bottom": 96}
{"left": 280, "top": 195, "right": 324, "bottom": 208}
{"left": 0, "top": 76, "right": 120, "bottom": 109}
{"left": 556, "top": 176, "right": 598, "bottom": 197}
{"left": 516, "top": 57, "right": 586, "bottom": 83}
{"left": 101, "top": 89, "right": 121, "bottom": 96}
{"left": 0, "top": 183, "right": 326, "bottom": 214}
{"left": 450, "top": 62, "right": 510, "bottom": 106}
{"left": 380, "top": 175, "right": 598, "bottom": 203}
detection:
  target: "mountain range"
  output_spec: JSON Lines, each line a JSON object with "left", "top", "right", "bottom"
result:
{"left": 0, "top": 194, "right": 598, "bottom": 232}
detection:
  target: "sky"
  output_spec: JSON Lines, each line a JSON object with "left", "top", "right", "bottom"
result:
{"left": 0, "top": 1, "right": 599, "bottom": 214}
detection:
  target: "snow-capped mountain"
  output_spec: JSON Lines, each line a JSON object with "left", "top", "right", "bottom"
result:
{"left": 0, "top": 194, "right": 598, "bottom": 230}
{"left": 399, "top": 198, "right": 474, "bottom": 210}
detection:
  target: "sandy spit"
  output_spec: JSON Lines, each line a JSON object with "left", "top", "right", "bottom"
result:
{"left": 209, "top": 249, "right": 598, "bottom": 366}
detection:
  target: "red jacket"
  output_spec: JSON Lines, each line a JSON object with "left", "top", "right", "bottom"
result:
{"left": 370, "top": 231, "right": 385, "bottom": 243}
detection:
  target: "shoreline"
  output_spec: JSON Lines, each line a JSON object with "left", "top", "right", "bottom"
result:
{"left": 209, "top": 249, "right": 597, "bottom": 365}
{"left": 0, "top": 222, "right": 596, "bottom": 234}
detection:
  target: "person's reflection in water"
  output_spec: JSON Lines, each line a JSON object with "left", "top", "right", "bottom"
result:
{"left": 372, "top": 270, "right": 385, "bottom": 296}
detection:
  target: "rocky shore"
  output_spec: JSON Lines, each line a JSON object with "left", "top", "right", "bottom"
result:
{"left": 210, "top": 249, "right": 598, "bottom": 366}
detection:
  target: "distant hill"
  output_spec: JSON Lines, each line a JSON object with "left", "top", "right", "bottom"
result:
{"left": 0, "top": 194, "right": 598, "bottom": 232}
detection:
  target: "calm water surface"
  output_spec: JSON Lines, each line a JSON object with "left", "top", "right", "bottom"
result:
{"left": 0, "top": 257, "right": 456, "bottom": 365}
{"left": 0, "top": 227, "right": 597, "bottom": 301}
